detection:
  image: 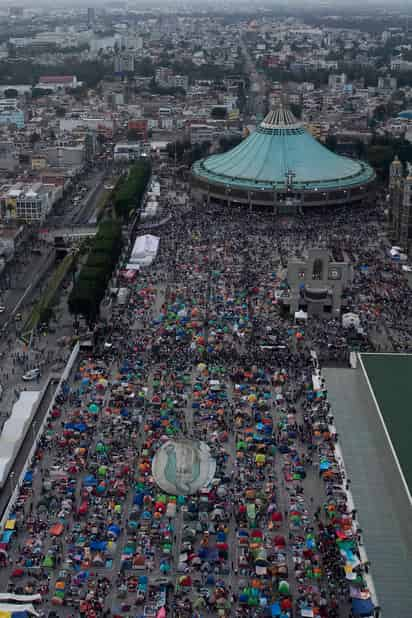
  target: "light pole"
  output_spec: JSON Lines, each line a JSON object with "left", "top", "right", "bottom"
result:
{"left": 9, "top": 471, "right": 15, "bottom": 497}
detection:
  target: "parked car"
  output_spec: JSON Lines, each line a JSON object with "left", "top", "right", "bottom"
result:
{"left": 22, "top": 368, "right": 41, "bottom": 381}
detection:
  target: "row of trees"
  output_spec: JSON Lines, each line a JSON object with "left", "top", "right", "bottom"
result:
{"left": 68, "top": 220, "right": 122, "bottom": 324}
{"left": 113, "top": 160, "right": 152, "bottom": 220}
{"left": 166, "top": 139, "right": 212, "bottom": 166}
{"left": 0, "top": 59, "right": 107, "bottom": 89}
{"left": 325, "top": 134, "right": 412, "bottom": 180}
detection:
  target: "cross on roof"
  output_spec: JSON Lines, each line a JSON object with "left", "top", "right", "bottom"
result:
{"left": 285, "top": 170, "right": 296, "bottom": 188}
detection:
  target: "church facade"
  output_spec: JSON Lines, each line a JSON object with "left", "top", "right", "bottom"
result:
{"left": 388, "top": 156, "right": 412, "bottom": 256}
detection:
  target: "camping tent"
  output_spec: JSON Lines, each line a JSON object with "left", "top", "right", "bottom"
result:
{"left": 294, "top": 310, "right": 308, "bottom": 321}
{"left": 351, "top": 597, "right": 374, "bottom": 617}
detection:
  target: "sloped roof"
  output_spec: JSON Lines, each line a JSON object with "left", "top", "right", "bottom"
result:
{"left": 193, "top": 105, "right": 375, "bottom": 191}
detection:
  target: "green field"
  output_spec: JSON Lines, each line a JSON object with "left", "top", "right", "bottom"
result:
{"left": 361, "top": 353, "right": 412, "bottom": 495}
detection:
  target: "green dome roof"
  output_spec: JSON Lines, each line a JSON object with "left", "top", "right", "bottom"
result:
{"left": 192, "top": 106, "right": 375, "bottom": 191}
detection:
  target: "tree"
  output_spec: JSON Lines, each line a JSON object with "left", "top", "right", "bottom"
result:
{"left": 211, "top": 106, "right": 227, "bottom": 120}
{"left": 68, "top": 218, "right": 123, "bottom": 324}
{"left": 290, "top": 103, "right": 302, "bottom": 119}
{"left": 366, "top": 145, "right": 395, "bottom": 179}
{"left": 4, "top": 88, "right": 18, "bottom": 98}
{"left": 113, "top": 160, "right": 151, "bottom": 220}
{"left": 218, "top": 135, "right": 243, "bottom": 153}
{"left": 325, "top": 135, "right": 338, "bottom": 152}
{"left": 127, "top": 128, "right": 140, "bottom": 142}
{"left": 166, "top": 140, "right": 189, "bottom": 162}
{"left": 29, "top": 132, "right": 41, "bottom": 147}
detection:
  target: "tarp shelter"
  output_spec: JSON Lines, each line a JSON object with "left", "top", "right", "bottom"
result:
{"left": 0, "top": 603, "right": 40, "bottom": 616}
{"left": 351, "top": 597, "right": 374, "bottom": 617}
{"left": 0, "top": 596, "right": 41, "bottom": 608}
{"left": 128, "top": 234, "right": 160, "bottom": 268}
{"left": 294, "top": 310, "right": 308, "bottom": 321}
{"left": 0, "top": 391, "right": 40, "bottom": 487}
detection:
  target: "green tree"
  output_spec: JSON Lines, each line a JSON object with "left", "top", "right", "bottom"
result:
{"left": 325, "top": 135, "right": 338, "bottom": 152}
{"left": 29, "top": 132, "right": 41, "bottom": 146}
{"left": 4, "top": 88, "right": 18, "bottom": 98}
{"left": 68, "top": 217, "right": 123, "bottom": 323}
{"left": 113, "top": 160, "right": 151, "bottom": 220}
{"left": 127, "top": 128, "right": 140, "bottom": 142}
{"left": 218, "top": 135, "right": 242, "bottom": 153}
{"left": 211, "top": 106, "right": 227, "bottom": 120}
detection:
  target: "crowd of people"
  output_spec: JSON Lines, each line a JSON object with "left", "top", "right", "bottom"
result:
{"left": 0, "top": 172, "right": 402, "bottom": 618}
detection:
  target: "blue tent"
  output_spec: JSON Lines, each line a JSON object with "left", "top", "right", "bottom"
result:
{"left": 1, "top": 530, "right": 14, "bottom": 543}
{"left": 23, "top": 471, "right": 33, "bottom": 484}
{"left": 351, "top": 598, "right": 374, "bottom": 617}
{"left": 271, "top": 602, "right": 281, "bottom": 617}
{"left": 90, "top": 540, "right": 107, "bottom": 551}
{"left": 108, "top": 524, "right": 120, "bottom": 538}
{"left": 83, "top": 475, "right": 97, "bottom": 487}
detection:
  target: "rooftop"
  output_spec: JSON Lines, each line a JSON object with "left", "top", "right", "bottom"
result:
{"left": 193, "top": 105, "right": 375, "bottom": 192}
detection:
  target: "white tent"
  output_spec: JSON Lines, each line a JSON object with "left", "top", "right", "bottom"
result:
{"left": 342, "top": 312, "right": 360, "bottom": 329}
{"left": 0, "top": 603, "right": 39, "bottom": 616}
{"left": 141, "top": 199, "right": 159, "bottom": 221}
{"left": 128, "top": 234, "right": 160, "bottom": 267}
{"left": 294, "top": 310, "right": 308, "bottom": 321}
{"left": 0, "top": 391, "right": 40, "bottom": 487}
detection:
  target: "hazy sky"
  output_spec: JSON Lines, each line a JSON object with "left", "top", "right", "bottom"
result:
{"left": 1, "top": 0, "right": 412, "bottom": 8}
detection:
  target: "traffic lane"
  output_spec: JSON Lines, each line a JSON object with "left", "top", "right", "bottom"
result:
{"left": 0, "top": 249, "right": 56, "bottom": 329}
{"left": 0, "top": 250, "right": 56, "bottom": 331}
{"left": 48, "top": 169, "right": 104, "bottom": 226}
{"left": 73, "top": 172, "right": 106, "bottom": 224}
{"left": 0, "top": 379, "right": 55, "bottom": 522}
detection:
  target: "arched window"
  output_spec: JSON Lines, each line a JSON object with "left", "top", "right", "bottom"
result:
{"left": 312, "top": 258, "right": 324, "bottom": 280}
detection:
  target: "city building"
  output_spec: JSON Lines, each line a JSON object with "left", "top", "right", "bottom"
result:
{"left": 60, "top": 117, "right": 115, "bottom": 137}
{"left": 114, "top": 142, "right": 142, "bottom": 162}
{"left": 155, "top": 67, "right": 173, "bottom": 87}
{"left": 0, "top": 142, "right": 18, "bottom": 172}
{"left": 378, "top": 76, "right": 397, "bottom": 92}
{"left": 173, "top": 75, "right": 189, "bottom": 91}
{"left": 114, "top": 53, "right": 135, "bottom": 75}
{"left": 192, "top": 105, "right": 376, "bottom": 211}
{"left": 388, "top": 156, "right": 412, "bottom": 256}
{"left": 37, "top": 75, "right": 78, "bottom": 91}
{"left": 44, "top": 145, "right": 85, "bottom": 169}
{"left": 128, "top": 119, "right": 148, "bottom": 141}
{"left": 87, "top": 7, "right": 95, "bottom": 29}
{"left": 0, "top": 99, "right": 24, "bottom": 128}
{"left": 0, "top": 226, "right": 24, "bottom": 261}
{"left": 328, "top": 73, "right": 347, "bottom": 91}
{"left": 0, "top": 182, "right": 62, "bottom": 222}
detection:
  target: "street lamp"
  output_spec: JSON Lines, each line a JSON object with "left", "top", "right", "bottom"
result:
{"left": 9, "top": 471, "right": 15, "bottom": 496}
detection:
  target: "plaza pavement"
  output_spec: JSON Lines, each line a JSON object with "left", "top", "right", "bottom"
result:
{"left": 324, "top": 365, "right": 412, "bottom": 618}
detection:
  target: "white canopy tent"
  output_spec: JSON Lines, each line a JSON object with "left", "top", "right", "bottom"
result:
{"left": 294, "top": 310, "right": 308, "bottom": 321}
{"left": 128, "top": 234, "right": 160, "bottom": 268}
{"left": 0, "top": 391, "right": 40, "bottom": 488}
